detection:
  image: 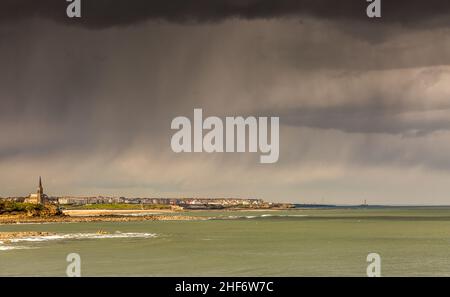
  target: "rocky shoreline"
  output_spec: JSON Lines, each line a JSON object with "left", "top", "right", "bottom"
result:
{"left": 0, "top": 231, "right": 56, "bottom": 241}
{"left": 0, "top": 214, "right": 206, "bottom": 224}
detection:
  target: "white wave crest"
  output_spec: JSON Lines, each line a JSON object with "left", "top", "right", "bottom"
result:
{"left": 221, "top": 214, "right": 309, "bottom": 220}
{"left": 0, "top": 232, "right": 158, "bottom": 251}
{"left": 0, "top": 245, "right": 34, "bottom": 251}
{"left": 8, "top": 232, "right": 157, "bottom": 244}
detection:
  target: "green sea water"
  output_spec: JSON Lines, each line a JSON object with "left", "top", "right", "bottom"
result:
{"left": 1, "top": 207, "right": 450, "bottom": 276}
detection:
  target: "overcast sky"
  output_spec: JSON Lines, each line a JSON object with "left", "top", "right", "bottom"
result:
{"left": 2, "top": 1, "right": 450, "bottom": 204}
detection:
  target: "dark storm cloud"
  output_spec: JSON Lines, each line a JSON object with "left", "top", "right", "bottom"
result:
{"left": 280, "top": 106, "right": 450, "bottom": 136}
{"left": 2, "top": 0, "right": 450, "bottom": 28}
{"left": 2, "top": 9, "right": 450, "bottom": 203}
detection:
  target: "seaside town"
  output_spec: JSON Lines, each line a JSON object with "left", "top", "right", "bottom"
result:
{"left": 0, "top": 177, "right": 293, "bottom": 210}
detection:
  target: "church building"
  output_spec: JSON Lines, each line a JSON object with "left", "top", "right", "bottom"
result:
{"left": 24, "top": 177, "right": 47, "bottom": 204}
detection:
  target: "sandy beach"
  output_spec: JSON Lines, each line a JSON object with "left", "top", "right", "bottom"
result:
{"left": 63, "top": 209, "right": 175, "bottom": 217}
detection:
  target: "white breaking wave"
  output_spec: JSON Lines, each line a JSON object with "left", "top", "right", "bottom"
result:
{"left": 0, "top": 245, "right": 34, "bottom": 251}
{"left": 220, "top": 214, "right": 309, "bottom": 219}
{"left": 0, "top": 232, "right": 157, "bottom": 251}
{"left": 8, "top": 232, "right": 158, "bottom": 243}
{"left": 260, "top": 214, "right": 309, "bottom": 218}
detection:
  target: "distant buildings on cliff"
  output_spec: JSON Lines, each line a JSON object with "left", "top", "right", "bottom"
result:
{"left": 56, "top": 196, "right": 265, "bottom": 208}
{"left": 2, "top": 177, "right": 272, "bottom": 208}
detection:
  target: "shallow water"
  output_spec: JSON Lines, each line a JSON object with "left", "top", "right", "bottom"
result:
{"left": 1, "top": 208, "right": 450, "bottom": 276}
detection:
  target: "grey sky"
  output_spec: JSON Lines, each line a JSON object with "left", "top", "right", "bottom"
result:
{"left": 1, "top": 2, "right": 450, "bottom": 204}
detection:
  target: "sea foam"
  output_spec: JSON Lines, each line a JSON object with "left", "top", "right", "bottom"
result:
{"left": 0, "top": 232, "right": 157, "bottom": 251}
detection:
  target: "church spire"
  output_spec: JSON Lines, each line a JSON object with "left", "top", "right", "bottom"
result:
{"left": 37, "top": 176, "right": 44, "bottom": 204}
{"left": 38, "top": 176, "right": 43, "bottom": 195}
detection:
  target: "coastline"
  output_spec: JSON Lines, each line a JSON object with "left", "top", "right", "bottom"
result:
{"left": 62, "top": 209, "right": 175, "bottom": 217}
{"left": 0, "top": 213, "right": 205, "bottom": 225}
{"left": 0, "top": 231, "right": 56, "bottom": 241}
{"left": 0, "top": 207, "right": 295, "bottom": 225}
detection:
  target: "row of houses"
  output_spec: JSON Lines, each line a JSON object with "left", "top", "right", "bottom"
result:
{"left": 54, "top": 196, "right": 264, "bottom": 206}
{"left": 181, "top": 198, "right": 263, "bottom": 206}
{"left": 56, "top": 196, "right": 180, "bottom": 205}
{"left": 0, "top": 179, "right": 267, "bottom": 207}
{"left": 2, "top": 194, "right": 264, "bottom": 207}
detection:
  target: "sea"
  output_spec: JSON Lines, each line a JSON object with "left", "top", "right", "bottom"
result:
{"left": 1, "top": 207, "right": 450, "bottom": 276}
